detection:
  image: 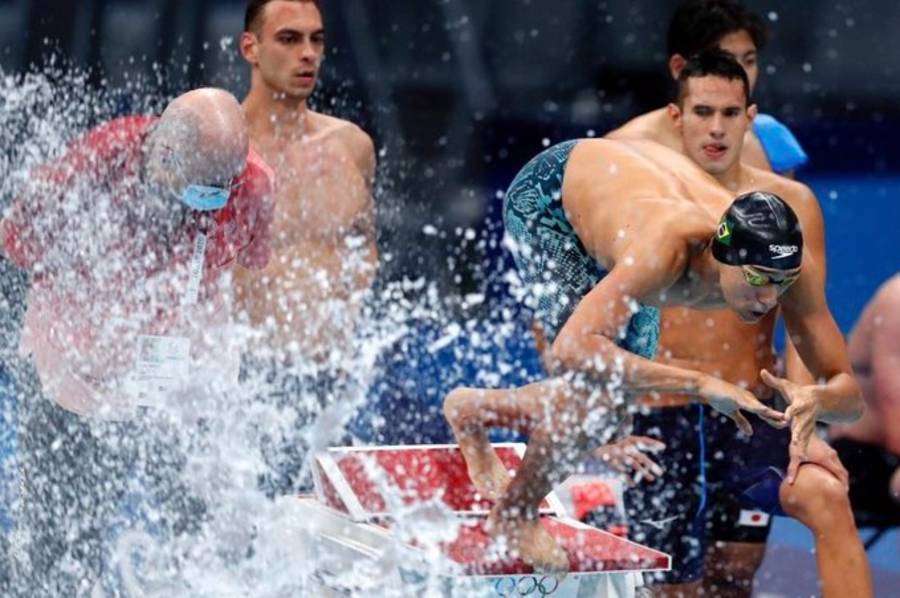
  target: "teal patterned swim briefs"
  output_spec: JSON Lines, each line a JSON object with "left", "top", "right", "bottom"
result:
{"left": 502, "top": 140, "right": 659, "bottom": 359}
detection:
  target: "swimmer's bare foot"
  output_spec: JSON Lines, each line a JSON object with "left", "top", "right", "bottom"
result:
{"left": 445, "top": 388, "right": 512, "bottom": 500}
{"left": 466, "top": 445, "right": 512, "bottom": 501}
{"left": 487, "top": 508, "right": 569, "bottom": 574}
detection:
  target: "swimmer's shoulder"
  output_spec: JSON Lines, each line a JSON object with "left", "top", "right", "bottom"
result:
{"left": 578, "top": 129, "right": 689, "bottom": 165}
{"left": 872, "top": 275, "right": 900, "bottom": 313}
{"left": 620, "top": 197, "right": 713, "bottom": 252}
{"left": 748, "top": 166, "right": 823, "bottom": 230}
{"left": 575, "top": 136, "right": 706, "bottom": 197}
{"left": 615, "top": 204, "right": 711, "bottom": 287}
{"left": 565, "top": 139, "right": 699, "bottom": 211}
{"left": 605, "top": 113, "right": 654, "bottom": 140}
{"left": 606, "top": 109, "right": 671, "bottom": 143}
{"left": 310, "top": 112, "right": 376, "bottom": 178}
{"left": 660, "top": 201, "right": 717, "bottom": 243}
{"left": 742, "top": 131, "right": 773, "bottom": 171}
{"left": 312, "top": 112, "right": 372, "bottom": 148}
{"left": 852, "top": 275, "right": 900, "bottom": 350}
{"left": 749, "top": 166, "right": 813, "bottom": 199}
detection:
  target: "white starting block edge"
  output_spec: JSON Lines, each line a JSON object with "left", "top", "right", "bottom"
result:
{"left": 314, "top": 443, "right": 568, "bottom": 522}
{"left": 296, "top": 497, "right": 666, "bottom": 598}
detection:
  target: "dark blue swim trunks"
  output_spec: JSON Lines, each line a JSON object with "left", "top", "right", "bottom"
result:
{"left": 619, "top": 404, "right": 791, "bottom": 584}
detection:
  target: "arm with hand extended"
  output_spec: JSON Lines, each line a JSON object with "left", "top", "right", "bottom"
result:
{"left": 549, "top": 250, "right": 785, "bottom": 432}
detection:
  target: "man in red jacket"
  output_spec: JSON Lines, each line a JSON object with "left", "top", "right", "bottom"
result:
{"left": 0, "top": 88, "right": 275, "bottom": 595}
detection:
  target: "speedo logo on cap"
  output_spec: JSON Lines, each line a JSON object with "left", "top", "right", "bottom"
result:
{"left": 769, "top": 244, "right": 799, "bottom": 260}
{"left": 716, "top": 219, "right": 733, "bottom": 245}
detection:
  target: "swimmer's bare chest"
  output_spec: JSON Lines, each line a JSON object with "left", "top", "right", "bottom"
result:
{"left": 257, "top": 135, "right": 369, "bottom": 252}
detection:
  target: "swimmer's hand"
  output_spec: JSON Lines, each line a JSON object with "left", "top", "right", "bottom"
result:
{"left": 698, "top": 374, "right": 788, "bottom": 435}
{"left": 761, "top": 369, "right": 824, "bottom": 484}
{"left": 803, "top": 435, "right": 849, "bottom": 491}
{"left": 594, "top": 436, "right": 666, "bottom": 485}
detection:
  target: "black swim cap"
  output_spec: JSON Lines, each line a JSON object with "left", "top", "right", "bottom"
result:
{"left": 712, "top": 191, "right": 803, "bottom": 270}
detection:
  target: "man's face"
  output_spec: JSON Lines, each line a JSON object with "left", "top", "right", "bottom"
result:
{"left": 718, "top": 29, "right": 759, "bottom": 95}
{"left": 671, "top": 76, "right": 756, "bottom": 176}
{"left": 143, "top": 131, "right": 242, "bottom": 218}
{"left": 719, "top": 264, "right": 800, "bottom": 323}
{"left": 243, "top": 1, "right": 325, "bottom": 100}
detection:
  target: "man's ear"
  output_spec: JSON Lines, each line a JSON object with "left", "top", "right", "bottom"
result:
{"left": 669, "top": 54, "right": 686, "bottom": 80}
{"left": 747, "top": 103, "right": 759, "bottom": 121}
{"left": 668, "top": 102, "right": 683, "bottom": 129}
{"left": 240, "top": 31, "right": 259, "bottom": 65}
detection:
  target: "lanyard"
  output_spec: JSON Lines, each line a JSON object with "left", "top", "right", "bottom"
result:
{"left": 182, "top": 232, "right": 207, "bottom": 306}
{"left": 128, "top": 231, "right": 207, "bottom": 409}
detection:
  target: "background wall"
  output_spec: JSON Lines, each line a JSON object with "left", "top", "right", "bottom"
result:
{"left": 0, "top": 0, "right": 897, "bottom": 301}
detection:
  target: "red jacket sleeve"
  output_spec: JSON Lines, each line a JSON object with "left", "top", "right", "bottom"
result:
{"left": 2, "top": 161, "right": 73, "bottom": 270}
{"left": 2, "top": 116, "right": 153, "bottom": 271}
{"left": 236, "top": 149, "right": 276, "bottom": 270}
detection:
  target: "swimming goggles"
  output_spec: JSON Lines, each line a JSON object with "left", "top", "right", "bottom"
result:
{"left": 741, "top": 266, "right": 801, "bottom": 289}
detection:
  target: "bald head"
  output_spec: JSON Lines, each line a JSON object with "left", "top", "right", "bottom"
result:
{"left": 146, "top": 88, "right": 249, "bottom": 196}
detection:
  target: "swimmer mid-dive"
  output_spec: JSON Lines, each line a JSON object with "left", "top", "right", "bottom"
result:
{"left": 444, "top": 136, "right": 863, "bottom": 572}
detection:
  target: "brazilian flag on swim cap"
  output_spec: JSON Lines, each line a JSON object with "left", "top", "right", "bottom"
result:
{"left": 712, "top": 191, "right": 804, "bottom": 270}
{"left": 716, "top": 218, "right": 734, "bottom": 246}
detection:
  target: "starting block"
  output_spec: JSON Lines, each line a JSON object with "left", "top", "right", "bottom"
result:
{"left": 296, "top": 444, "right": 670, "bottom": 597}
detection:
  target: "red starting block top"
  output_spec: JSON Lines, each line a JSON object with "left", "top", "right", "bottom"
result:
{"left": 314, "top": 444, "right": 564, "bottom": 520}
{"left": 311, "top": 444, "right": 670, "bottom": 577}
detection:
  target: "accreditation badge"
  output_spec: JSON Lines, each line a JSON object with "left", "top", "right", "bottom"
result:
{"left": 124, "top": 335, "right": 191, "bottom": 406}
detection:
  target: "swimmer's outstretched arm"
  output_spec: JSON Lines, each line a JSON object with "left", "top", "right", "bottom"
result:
{"left": 768, "top": 185, "right": 862, "bottom": 422}
{"left": 551, "top": 240, "right": 786, "bottom": 433}
{"left": 772, "top": 248, "right": 863, "bottom": 481}
{"left": 748, "top": 185, "right": 862, "bottom": 480}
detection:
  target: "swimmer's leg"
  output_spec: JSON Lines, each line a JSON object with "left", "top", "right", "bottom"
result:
{"left": 486, "top": 380, "right": 622, "bottom": 572}
{"left": 779, "top": 464, "right": 873, "bottom": 598}
{"left": 702, "top": 542, "right": 766, "bottom": 598}
{"left": 444, "top": 381, "right": 553, "bottom": 500}
{"left": 486, "top": 419, "right": 581, "bottom": 574}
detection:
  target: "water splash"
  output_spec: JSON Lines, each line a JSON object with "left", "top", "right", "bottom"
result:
{"left": 0, "top": 44, "right": 560, "bottom": 594}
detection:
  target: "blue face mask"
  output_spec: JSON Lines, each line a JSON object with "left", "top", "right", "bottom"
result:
{"left": 179, "top": 184, "right": 232, "bottom": 211}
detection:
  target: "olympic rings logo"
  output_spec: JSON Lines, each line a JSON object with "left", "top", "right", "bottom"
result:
{"left": 493, "top": 575, "right": 561, "bottom": 596}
